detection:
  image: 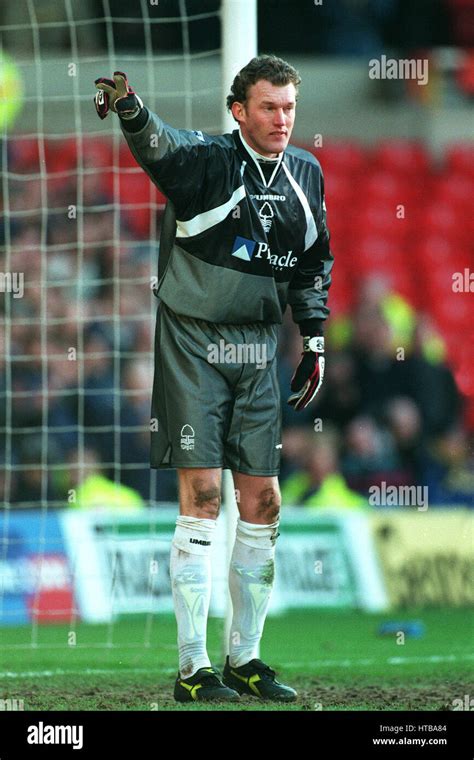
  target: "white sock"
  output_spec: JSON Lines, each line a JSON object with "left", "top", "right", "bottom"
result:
{"left": 170, "top": 515, "right": 216, "bottom": 679}
{"left": 228, "top": 518, "right": 279, "bottom": 668}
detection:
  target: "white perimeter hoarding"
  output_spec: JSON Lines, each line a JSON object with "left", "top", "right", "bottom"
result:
{"left": 60, "top": 507, "right": 387, "bottom": 623}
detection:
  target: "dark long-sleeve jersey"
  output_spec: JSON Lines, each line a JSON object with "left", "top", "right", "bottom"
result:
{"left": 120, "top": 107, "right": 334, "bottom": 334}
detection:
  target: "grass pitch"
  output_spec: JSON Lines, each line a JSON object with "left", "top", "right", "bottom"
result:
{"left": 0, "top": 609, "right": 472, "bottom": 711}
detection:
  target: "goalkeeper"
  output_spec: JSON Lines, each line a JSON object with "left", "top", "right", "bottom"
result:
{"left": 94, "top": 55, "right": 333, "bottom": 703}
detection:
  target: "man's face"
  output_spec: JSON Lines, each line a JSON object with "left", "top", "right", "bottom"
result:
{"left": 231, "top": 80, "right": 296, "bottom": 158}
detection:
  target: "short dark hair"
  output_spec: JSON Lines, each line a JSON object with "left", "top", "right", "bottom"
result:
{"left": 226, "top": 55, "right": 301, "bottom": 116}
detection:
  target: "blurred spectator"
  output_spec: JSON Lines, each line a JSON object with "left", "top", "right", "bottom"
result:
{"left": 384, "top": 397, "right": 427, "bottom": 484}
{"left": 10, "top": 435, "right": 63, "bottom": 508}
{"left": 426, "top": 427, "right": 474, "bottom": 506}
{"left": 390, "top": 0, "right": 452, "bottom": 47}
{"left": 81, "top": 331, "right": 116, "bottom": 460}
{"left": 280, "top": 426, "right": 314, "bottom": 481}
{"left": 316, "top": 350, "right": 360, "bottom": 428}
{"left": 65, "top": 446, "right": 144, "bottom": 511}
{"left": 348, "top": 296, "right": 460, "bottom": 438}
{"left": 281, "top": 429, "right": 367, "bottom": 509}
{"left": 359, "top": 276, "right": 416, "bottom": 350}
{"left": 278, "top": 314, "right": 318, "bottom": 429}
{"left": 120, "top": 359, "right": 178, "bottom": 502}
{"left": 1, "top": 0, "right": 464, "bottom": 57}
{"left": 448, "top": 0, "right": 474, "bottom": 47}
{"left": 400, "top": 319, "right": 462, "bottom": 436}
{"left": 350, "top": 302, "right": 403, "bottom": 417}
{"left": 341, "top": 414, "right": 402, "bottom": 494}
{"left": 318, "top": 0, "right": 397, "bottom": 56}
{"left": 1, "top": 132, "right": 469, "bottom": 511}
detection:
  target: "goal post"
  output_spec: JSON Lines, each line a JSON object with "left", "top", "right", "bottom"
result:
{"left": 221, "top": 0, "right": 258, "bottom": 133}
{"left": 220, "top": 0, "right": 258, "bottom": 662}
{"left": 0, "top": 0, "right": 259, "bottom": 663}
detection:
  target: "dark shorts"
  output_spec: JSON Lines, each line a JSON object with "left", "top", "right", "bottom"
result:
{"left": 150, "top": 301, "right": 282, "bottom": 476}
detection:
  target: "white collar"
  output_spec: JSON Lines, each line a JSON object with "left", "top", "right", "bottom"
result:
{"left": 238, "top": 129, "right": 283, "bottom": 187}
{"left": 239, "top": 128, "right": 280, "bottom": 162}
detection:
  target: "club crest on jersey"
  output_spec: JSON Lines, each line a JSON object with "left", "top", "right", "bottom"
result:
{"left": 259, "top": 201, "right": 274, "bottom": 232}
{"left": 231, "top": 236, "right": 257, "bottom": 261}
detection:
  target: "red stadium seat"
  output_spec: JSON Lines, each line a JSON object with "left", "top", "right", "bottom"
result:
{"left": 8, "top": 137, "right": 41, "bottom": 172}
{"left": 325, "top": 272, "right": 355, "bottom": 315}
{"left": 454, "top": 361, "right": 474, "bottom": 399}
{"left": 429, "top": 291, "right": 472, "bottom": 334}
{"left": 421, "top": 255, "right": 473, "bottom": 292}
{"left": 363, "top": 171, "right": 413, "bottom": 204}
{"left": 432, "top": 172, "right": 474, "bottom": 210}
{"left": 353, "top": 235, "right": 405, "bottom": 267}
{"left": 371, "top": 140, "right": 431, "bottom": 176}
{"left": 101, "top": 169, "right": 165, "bottom": 236}
{"left": 119, "top": 143, "right": 140, "bottom": 168}
{"left": 82, "top": 137, "right": 114, "bottom": 169}
{"left": 44, "top": 138, "right": 78, "bottom": 173}
{"left": 350, "top": 234, "right": 421, "bottom": 301}
{"left": 323, "top": 172, "right": 355, "bottom": 206}
{"left": 312, "top": 140, "right": 368, "bottom": 176}
{"left": 445, "top": 143, "right": 474, "bottom": 178}
{"left": 414, "top": 203, "right": 471, "bottom": 246}
{"left": 464, "top": 399, "right": 474, "bottom": 431}
{"left": 43, "top": 137, "right": 139, "bottom": 180}
{"left": 355, "top": 202, "right": 410, "bottom": 241}
{"left": 412, "top": 237, "right": 459, "bottom": 267}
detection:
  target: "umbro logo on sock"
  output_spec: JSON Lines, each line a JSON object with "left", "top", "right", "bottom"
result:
{"left": 189, "top": 538, "right": 211, "bottom": 546}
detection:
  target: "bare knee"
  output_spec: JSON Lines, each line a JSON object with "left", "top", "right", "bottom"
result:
{"left": 193, "top": 480, "right": 221, "bottom": 518}
{"left": 179, "top": 471, "right": 221, "bottom": 519}
{"left": 256, "top": 486, "right": 281, "bottom": 523}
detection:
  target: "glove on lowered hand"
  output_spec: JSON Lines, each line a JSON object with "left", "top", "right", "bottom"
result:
{"left": 287, "top": 336, "right": 325, "bottom": 411}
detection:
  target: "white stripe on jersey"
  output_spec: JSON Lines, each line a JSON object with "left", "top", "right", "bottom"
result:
{"left": 175, "top": 184, "right": 246, "bottom": 239}
{"left": 281, "top": 162, "right": 318, "bottom": 251}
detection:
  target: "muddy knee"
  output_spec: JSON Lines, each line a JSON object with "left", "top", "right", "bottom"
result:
{"left": 256, "top": 486, "right": 281, "bottom": 522}
{"left": 191, "top": 479, "right": 221, "bottom": 518}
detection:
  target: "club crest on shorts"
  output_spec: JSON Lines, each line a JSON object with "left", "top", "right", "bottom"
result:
{"left": 180, "top": 424, "right": 195, "bottom": 450}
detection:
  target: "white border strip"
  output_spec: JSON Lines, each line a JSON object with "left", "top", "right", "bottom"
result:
{"left": 282, "top": 162, "right": 318, "bottom": 250}
{"left": 176, "top": 184, "right": 246, "bottom": 238}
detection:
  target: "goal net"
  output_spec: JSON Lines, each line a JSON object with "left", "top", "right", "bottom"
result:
{"left": 0, "top": 0, "right": 241, "bottom": 649}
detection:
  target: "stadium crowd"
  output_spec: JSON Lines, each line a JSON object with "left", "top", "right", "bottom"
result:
{"left": 1, "top": 133, "right": 473, "bottom": 509}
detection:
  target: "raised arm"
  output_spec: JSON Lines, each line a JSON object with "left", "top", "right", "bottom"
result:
{"left": 94, "top": 71, "right": 210, "bottom": 215}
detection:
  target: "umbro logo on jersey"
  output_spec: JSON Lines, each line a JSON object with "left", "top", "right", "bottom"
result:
{"left": 231, "top": 236, "right": 257, "bottom": 261}
{"left": 249, "top": 194, "right": 286, "bottom": 201}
